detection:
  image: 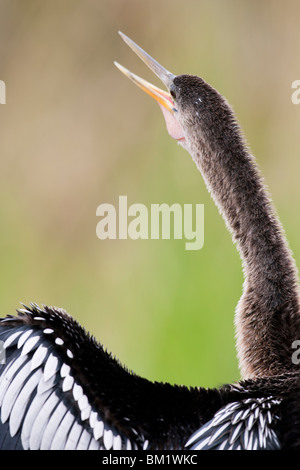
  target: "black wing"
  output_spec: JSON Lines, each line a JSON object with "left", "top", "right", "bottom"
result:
{"left": 0, "top": 303, "right": 225, "bottom": 450}
{"left": 0, "top": 304, "right": 144, "bottom": 450}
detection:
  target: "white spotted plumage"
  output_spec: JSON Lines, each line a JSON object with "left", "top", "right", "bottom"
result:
{"left": 0, "top": 305, "right": 138, "bottom": 450}
{"left": 185, "top": 397, "right": 281, "bottom": 450}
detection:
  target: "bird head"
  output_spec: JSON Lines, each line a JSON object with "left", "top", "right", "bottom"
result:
{"left": 114, "top": 32, "right": 235, "bottom": 156}
{"left": 114, "top": 32, "right": 188, "bottom": 145}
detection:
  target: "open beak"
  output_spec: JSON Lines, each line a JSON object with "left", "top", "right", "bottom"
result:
{"left": 114, "top": 31, "right": 176, "bottom": 114}
{"left": 115, "top": 32, "right": 186, "bottom": 142}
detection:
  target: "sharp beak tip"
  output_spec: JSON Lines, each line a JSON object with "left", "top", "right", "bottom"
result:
{"left": 114, "top": 61, "right": 134, "bottom": 82}
{"left": 114, "top": 32, "right": 177, "bottom": 113}
{"left": 113, "top": 60, "right": 121, "bottom": 70}
{"left": 116, "top": 31, "right": 175, "bottom": 88}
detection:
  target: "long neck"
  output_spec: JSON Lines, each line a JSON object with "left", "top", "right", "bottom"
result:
{"left": 187, "top": 124, "right": 300, "bottom": 379}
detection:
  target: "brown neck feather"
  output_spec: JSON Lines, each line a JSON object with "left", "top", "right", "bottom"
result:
{"left": 187, "top": 111, "right": 300, "bottom": 379}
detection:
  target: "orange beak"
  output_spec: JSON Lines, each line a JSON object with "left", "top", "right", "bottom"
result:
{"left": 114, "top": 32, "right": 177, "bottom": 115}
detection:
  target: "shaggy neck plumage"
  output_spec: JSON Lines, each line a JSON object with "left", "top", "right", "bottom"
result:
{"left": 185, "top": 109, "right": 300, "bottom": 379}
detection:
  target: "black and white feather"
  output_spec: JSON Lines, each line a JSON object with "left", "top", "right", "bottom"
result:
{"left": 185, "top": 397, "right": 281, "bottom": 450}
{"left": 0, "top": 304, "right": 141, "bottom": 450}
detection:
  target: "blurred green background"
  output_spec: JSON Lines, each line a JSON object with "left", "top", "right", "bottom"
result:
{"left": 0, "top": 0, "right": 300, "bottom": 389}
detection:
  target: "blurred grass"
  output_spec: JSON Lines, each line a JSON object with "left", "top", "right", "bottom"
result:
{"left": 0, "top": 0, "right": 300, "bottom": 389}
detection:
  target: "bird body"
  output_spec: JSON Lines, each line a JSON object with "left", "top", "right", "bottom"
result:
{"left": 0, "top": 32, "right": 300, "bottom": 450}
{"left": 1, "top": 303, "right": 298, "bottom": 450}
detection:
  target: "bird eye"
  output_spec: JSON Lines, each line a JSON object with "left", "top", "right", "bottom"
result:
{"left": 170, "top": 85, "right": 176, "bottom": 101}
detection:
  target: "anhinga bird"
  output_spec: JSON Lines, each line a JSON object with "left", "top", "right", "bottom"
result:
{"left": 0, "top": 32, "right": 300, "bottom": 451}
